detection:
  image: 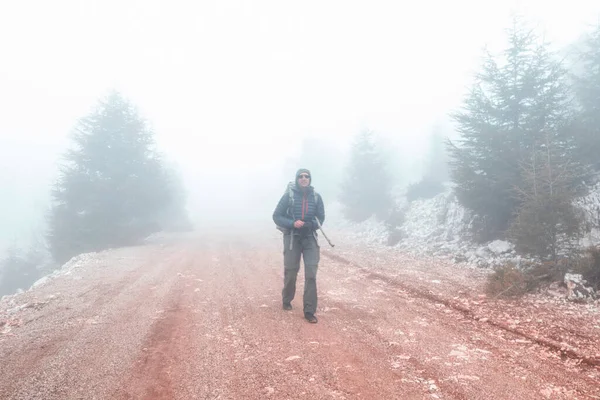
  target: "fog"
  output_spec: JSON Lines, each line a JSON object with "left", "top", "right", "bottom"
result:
{"left": 1, "top": 0, "right": 599, "bottom": 252}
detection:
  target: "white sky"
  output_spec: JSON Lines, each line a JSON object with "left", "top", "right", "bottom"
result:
{"left": 1, "top": 0, "right": 599, "bottom": 246}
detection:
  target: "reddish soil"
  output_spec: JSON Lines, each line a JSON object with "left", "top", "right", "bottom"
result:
{"left": 1, "top": 228, "right": 599, "bottom": 399}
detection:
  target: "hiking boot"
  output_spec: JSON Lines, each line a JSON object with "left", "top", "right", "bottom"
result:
{"left": 304, "top": 312, "right": 318, "bottom": 323}
{"left": 283, "top": 303, "right": 292, "bottom": 311}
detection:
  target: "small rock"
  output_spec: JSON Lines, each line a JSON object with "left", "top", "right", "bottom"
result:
{"left": 488, "top": 240, "right": 514, "bottom": 255}
{"left": 264, "top": 387, "right": 275, "bottom": 395}
{"left": 475, "top": 246, "right": 489, "bottom": 258}
{"left": 286, "top": 355, "right": 301, "bottom": 361}
{"left": 564, "top": 273, "right": 597, "bottom": 302}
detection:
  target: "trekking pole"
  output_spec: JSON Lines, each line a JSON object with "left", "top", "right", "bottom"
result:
{"left": 314, "top": 217, "right": 335, "bottom": 247}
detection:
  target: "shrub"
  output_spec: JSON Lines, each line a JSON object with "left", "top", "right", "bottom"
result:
{"left": 573, "top": 246, "right": 600, "bottom": 290}
{"left": 485, "top": 262, "right": 530, "bottom": 298}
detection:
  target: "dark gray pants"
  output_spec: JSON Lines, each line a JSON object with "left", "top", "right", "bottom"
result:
{"left": 282, "top": 233, "right": 320, "bottom": 314}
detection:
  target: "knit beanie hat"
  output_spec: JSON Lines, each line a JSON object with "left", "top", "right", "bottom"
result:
{"left": 295, "top": 168, "right": 311, "bottom": 185}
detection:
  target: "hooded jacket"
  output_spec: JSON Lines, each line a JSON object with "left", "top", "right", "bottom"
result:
{"left": 272, "top": 169, "right": 325, "bottom": 235}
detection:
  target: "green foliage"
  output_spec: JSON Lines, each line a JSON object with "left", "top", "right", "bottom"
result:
{"left": 574, "top": 246, "right": 600, "bottom": 290}
{"left": 448, "top": 16, "right": 576, "bottom": 240}
{"left": 508, "top": 133, "right": 586, "bottom": 261}
{"left": 47, "top": 91, "right": 188, "bottom": 264}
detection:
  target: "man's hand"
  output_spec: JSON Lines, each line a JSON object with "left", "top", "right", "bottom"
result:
{"left": 294, "top": 220, "right": 305, "bottom": 228}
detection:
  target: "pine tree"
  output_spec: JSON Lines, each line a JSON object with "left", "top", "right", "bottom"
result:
{"left": 572, "top": 23, "right": 600, "bottom": 175}
{"left": 339, "top": 129, "right": 393, "bottom": 222}
{"left": 509, "top": 132, "right": 585, "bottom": 261}
{"left": 47, "top": 91, "right": 186, "bottom": 264}
{"left": 447, "top": 17, "right": 574, "bottom": 240}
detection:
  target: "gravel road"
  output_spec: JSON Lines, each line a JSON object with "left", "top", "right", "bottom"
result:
{"left": 1, "top": 228, "right": 598, "bottom": 399}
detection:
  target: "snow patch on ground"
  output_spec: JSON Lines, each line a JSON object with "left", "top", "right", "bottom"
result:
{"left": 333, "top": 183, "right": 600, "bottom": 269}
{"left": 487, "top": 240, "right": 514, "bottom": 255}
{"left": 0, "top": 251, "right": 103, "bottom": 305}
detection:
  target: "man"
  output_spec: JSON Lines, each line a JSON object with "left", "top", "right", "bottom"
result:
{"left": 273, "top": 168, "right": 325, "bottom": 323}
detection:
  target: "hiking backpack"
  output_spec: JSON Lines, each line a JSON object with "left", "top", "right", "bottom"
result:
{"left": 283, "top": 181, "right": 320, "bottom": 219}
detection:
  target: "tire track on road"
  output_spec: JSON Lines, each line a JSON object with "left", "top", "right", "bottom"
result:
{"left": 322, "top": 250, "right": 600, "bottom": 399}
{"left": 0, "top": 245, "right": 189, "bottom": 400}
{"left": 114, "top": 249, "right": 200, "bottom": 400}
{"left": 323, "top": 251, "right": 600, "bottom": 367}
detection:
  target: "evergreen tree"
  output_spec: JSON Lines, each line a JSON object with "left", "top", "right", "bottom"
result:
{"left": 447, "top": 17, "right": 575, "bottom": 240}
{"left": 47, "top": 91, "right": 186, "bottom": 264}
{"left": 572, "top": 23, "right": 600, "bottom": 175}
{"left": 339, "top": 129, "right": 392, "bottom": 222}
{"left": 509, "top": 132, "right": 585, "bottom": 261}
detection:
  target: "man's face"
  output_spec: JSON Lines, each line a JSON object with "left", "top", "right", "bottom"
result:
{"left": 297, "top": 173, "right": 310, "bottom": 187}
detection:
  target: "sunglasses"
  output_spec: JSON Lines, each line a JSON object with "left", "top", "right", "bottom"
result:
{"left": 298, "top": 174, "right": 310, "bottom": 179}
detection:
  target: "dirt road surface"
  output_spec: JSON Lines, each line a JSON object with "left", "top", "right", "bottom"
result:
{"left": 1, "top": 227, "right": 599, "bottom": 399}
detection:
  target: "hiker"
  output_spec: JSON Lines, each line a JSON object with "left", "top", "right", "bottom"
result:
{"left": 273, "top": 168, "right": 325, "bottom": 323}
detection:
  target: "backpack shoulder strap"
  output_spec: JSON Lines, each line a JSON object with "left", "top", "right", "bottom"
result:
{"left": 286, "top": 182, "right": 294, "bottom": 217}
